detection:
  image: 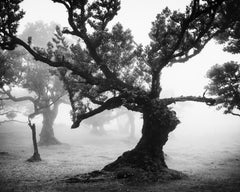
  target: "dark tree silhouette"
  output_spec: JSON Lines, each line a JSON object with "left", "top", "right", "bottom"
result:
{"left": 206, "top": 61, "right": 240, "bottom": 117}
{"left": 1, "top": 0, "right": 240, "bottom": 179}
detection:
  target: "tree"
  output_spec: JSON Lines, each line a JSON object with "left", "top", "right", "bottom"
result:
{"left": 206, "top": 62, "right": 240, "bottom": 116}
{"left": 206, "top": 12, "right": 240, "bottom": 117}
{"left": 0, "top": 48, "right": 67, "bottom": 146}
{"left": 84, "top": 110, "right": 112, "bottom": 135}
{"left": 0, "top": 21, "right": 69, "bottom": 146}
{"left": 1, "top": 0, "right": 240, "bottom": 179}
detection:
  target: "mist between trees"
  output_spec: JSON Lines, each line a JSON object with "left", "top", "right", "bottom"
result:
{"left": 0, "top": 0, "right": 240, "bottom": 184}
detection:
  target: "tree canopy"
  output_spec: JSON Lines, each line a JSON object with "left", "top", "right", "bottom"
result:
{"left": 206, "top": 61, "right": 240, "bottom": 116}
{"left": 1, "top": 0, "right": 240, "bottom": 176}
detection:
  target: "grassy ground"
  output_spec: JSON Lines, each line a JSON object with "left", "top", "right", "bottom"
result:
{"left": 0, "top": 122, "right": 240, "bottom": 192}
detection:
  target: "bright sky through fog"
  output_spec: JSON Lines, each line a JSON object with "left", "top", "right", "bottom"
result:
{"left": 19, "top": 0, "right": 240, "bottom": 96}
{"left": 18, "top": 0, "right": 240, "bottom": 126}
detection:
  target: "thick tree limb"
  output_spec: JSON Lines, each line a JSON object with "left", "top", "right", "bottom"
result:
{"left": 71, "top": 95, "right": 125, "bottom": 128}
{"left": 161, "top": 95, "right": 217, "bottom": 106}
{"left": 10, "top": 36, "right": 106, "bottom": 86}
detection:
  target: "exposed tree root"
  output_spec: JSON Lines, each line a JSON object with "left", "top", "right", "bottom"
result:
{"left": 64, "top": 167, "right": 185, "bottom": 185}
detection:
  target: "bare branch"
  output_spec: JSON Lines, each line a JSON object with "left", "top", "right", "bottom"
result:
{"left": 161, "top": 95, "right": 217, "bottom": 106}
{"left": 1, "top": 87, "right": 35, "bottom": 103}
{"left": 229, "top": 111, "right": 240, "bottom": 117}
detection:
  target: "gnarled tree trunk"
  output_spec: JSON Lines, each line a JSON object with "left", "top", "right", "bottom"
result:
{"left": 103, "top": 102, "right": 180, "bottom": 177}
{"left": 38, "top": 104, "right": 61, "bottom": 146}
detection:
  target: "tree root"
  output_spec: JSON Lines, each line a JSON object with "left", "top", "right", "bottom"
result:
{"left": 64, "top": 167, "right": 186, "bottom": 184}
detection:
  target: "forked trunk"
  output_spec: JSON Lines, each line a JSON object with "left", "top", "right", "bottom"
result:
{"left": 104, "top": 103, "right": 179, "bottom": 173}
{"left": 38, "top": 106, "right": 61, "bottom": 146}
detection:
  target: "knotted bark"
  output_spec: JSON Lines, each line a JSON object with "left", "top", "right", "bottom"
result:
{"left": 103, "top": 101, "right": 180, "bottom": 178}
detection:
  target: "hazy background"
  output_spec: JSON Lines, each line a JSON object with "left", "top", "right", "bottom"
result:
{"left": 0, "top": 0, "right": 240, "bottom": 171}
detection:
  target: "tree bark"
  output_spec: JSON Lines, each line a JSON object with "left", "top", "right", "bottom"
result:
{"left": 38, "top": 105, "right": 61, "bottom": 146}
{"left": 103, "top": 102, "right": 179, "bottom": 173}
{"left": 27, "top": 121, "right": 41, "bottom": 162}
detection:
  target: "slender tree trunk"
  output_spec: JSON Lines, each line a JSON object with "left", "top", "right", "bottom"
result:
{"left": 27, "top": 120, "right": 41, "bottom": 162}
{"left": 38, "top": 105, "right": 61, "bottom": 146}
{"left": 104, "top": 102, "right": 179, "bottom": 172}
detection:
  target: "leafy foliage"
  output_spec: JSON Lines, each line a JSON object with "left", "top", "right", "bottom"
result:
{"left": 0, "top": 48, "right": 24, "bottom": 88}
{"left": 214, "top": 0, "right": 240, "bottom": 54}
{"left": 1, "top": 21, "right": 67, "bottom": 118}
{"left": 206, "top": 61, "right": 240, "bottom": 116}
{"left": 0, "top": 0, "right": 24, "bottom": 50}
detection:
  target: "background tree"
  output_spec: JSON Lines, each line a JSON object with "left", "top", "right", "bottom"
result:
{"left": 1, "top": 0, "right": 240, "bottom": 179}
{"left": 0, "top": 48, "right": 42, "bottom": 161}
{"left": 115, "top": 108, "right": 136, "bottom": 139}
{"left": 1, "top": 48, "right": 67, "bottom": 146}
{"left": 1, "top": 21, "right": 70, "bottom": 146}
{"left": 84, "top": 110, "right": 112, "bottom": 135}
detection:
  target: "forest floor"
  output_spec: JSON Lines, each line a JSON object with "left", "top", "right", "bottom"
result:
{"left": 0, "top": 122, "right": 240, "bottom": 192}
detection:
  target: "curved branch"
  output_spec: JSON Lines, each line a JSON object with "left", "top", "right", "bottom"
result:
{"left": 60, "top": 1, "right": 133, "bottom": 92}
{"left": 1, "top": 87, "right": 35, "bottom": 103}
{"left": 71, "top": 95, "right": 125, "bottom": 128}
{"left": 229, "top": 111, "right": 240, "bottom": 117}
{"left": 11, "top": 36, "right": 104, "bottom": 86}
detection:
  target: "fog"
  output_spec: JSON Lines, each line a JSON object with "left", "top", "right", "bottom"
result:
{"left": 1, "top": 102, "right": 240, "bottom": 176}
{"left": 1, "top": 0, "right": 240, "bottom": 191}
